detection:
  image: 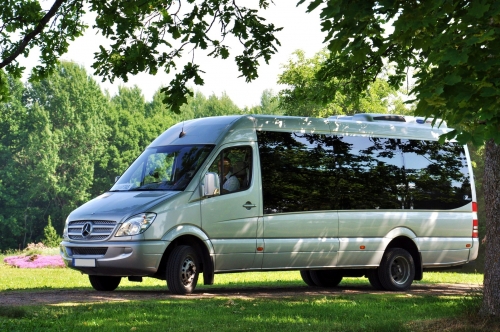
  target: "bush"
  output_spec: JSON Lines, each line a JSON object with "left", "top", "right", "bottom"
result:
{"left": 42, "top": 216, "right": 62, "bottom": 248}
{"left": 23, "top": 242, "right": 47, "bottom": 255}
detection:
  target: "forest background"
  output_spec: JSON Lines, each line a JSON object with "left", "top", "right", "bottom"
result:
{"left": 0, "top": 54, "right": 485, "bottom": 254}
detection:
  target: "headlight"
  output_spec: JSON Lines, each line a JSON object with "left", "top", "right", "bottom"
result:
{"left": 63, "top": 217, "right": 69, "bottom": 240}
{"left": 115, "top": 213, "right": 157, "bottom": 237}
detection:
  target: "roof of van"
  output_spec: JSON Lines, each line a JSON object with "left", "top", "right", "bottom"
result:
{"left": 149, "top": 114, "right": 452, "bottom": 147}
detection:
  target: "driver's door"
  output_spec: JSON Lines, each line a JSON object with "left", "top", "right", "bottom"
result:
{"left": 200, "top": 144, "right": 261, "bottom": 272}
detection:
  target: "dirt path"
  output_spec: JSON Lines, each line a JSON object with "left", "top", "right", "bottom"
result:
{"left": 0, "top": 283, "right": 481, "bottom": 307}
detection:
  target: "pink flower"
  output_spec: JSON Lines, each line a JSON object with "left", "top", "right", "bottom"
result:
{"left": 3, "top": 255, "right": 65, "bottom": 268}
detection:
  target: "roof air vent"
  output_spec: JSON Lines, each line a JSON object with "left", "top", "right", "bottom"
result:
{"left": 372, "top": 115, "right": 406, "bottom": 122}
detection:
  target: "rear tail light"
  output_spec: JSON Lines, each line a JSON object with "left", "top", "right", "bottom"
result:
{"left": 472, "top": 202, "right": 478, "bottom": 238}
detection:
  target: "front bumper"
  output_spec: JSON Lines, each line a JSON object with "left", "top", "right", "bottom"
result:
{"left": 60, "top": 240, "right": 169, "bottom": 276}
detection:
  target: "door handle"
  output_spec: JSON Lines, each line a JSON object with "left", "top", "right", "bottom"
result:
{"left": 242, "top": 201, "right": 256, "bottom": 210}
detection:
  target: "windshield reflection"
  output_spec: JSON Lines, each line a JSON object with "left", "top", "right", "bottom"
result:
{"left": 110, "top": 145, "right": 214, "bottom": 191}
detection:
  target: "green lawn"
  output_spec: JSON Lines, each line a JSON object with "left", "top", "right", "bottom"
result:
{"left": 0, "top": 256, "right": 494, "bottom": 332}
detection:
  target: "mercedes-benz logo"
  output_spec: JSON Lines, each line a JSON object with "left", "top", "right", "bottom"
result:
{"left": 81, "top": 222, "right": 93, "bottom": 238}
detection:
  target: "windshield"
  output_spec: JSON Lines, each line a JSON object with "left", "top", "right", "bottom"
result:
{"left": 110, "top": 145, "right": 214, "bottom": 191}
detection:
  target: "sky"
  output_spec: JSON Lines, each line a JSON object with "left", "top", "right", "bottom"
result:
{"left": 19, "top": 1, "right": 326, "bottom": 109}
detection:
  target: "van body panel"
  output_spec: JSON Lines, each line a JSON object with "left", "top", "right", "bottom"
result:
{"left": 149, "top": 116, "right": 241, "bottom": 146}
{"left": 338, "top": 211, "right": 416, "bottom": 238}
{"left": 401, "top": 209, "right": 473, "bottom": 238}
{"left": 421, "top": 249, "right": 470, "bottom": 266}
{"left": 143, "top": 192, "right": 202, "bottom": 240}
{"left": 211, "top": 239, "right": 259, "bottom": 271}
{"left": 262, "top": 212, "right": 339, "bottom": 238}
{"left": 69, "top": 191, "right": 181, "bottom": 223}
{"left": 337, "top": 253, "right": 384, "bottom": 267}
{"left": 262, "top": 238, "right": 339, "bottom": 269}
{"left": 254, "top": 115, "right": 330, "bottom": 134}
{"left": 417, "top": 237, "right": 473, "bottom": 251}
{"left": 337, "top": 237, "right": 390, "bottom": 267}
{"left": 261, "top": 212, "right": 339, "bottom": 268}
{"left": 339, "top": 210, "right": 472, "bottom": 242}
{"left": 222, "top": 116, "right": 258, "bottom": 143}
{"left": 160, "top": 224, "right": 211, "bottom": 246}
{"left": 418, "top": 237, "right": 472, "bottom": 265}
{"left": 328, "top": 119, "right": 450, "bottom": 140}
{"left": 469, "top": 238, "right": 479, "bottom": 261}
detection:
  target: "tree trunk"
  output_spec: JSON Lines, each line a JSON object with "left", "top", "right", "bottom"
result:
{"left": 481, "top": 139, "right": 500, "bottom": 316}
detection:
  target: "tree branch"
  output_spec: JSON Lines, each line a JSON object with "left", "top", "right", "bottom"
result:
{"left": 0, "top": 0, "right": 68, "bottom": 69}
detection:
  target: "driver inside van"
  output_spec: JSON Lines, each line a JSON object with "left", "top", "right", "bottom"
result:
{"left": 218, "top": 157, "right": 240, "bottom": 193}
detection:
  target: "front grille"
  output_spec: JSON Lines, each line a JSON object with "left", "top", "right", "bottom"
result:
{"left": 68, "top": 220, "right": 117, "bottom": 241}
{"left": 70, "top": 247, "right": 108, "bottom": 256}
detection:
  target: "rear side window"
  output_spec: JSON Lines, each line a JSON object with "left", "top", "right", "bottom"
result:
{"left": 257, "top": 131, "right": 472, "bottom": 213}
{"left": 332, "top": 136, "right": 403, "bottom": 210}
{"left": 400, "top": 139, "right": 472, "bottom": 209}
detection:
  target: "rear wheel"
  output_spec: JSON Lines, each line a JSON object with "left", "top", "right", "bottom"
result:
{"left": 300, "top": 270, "right": 317, "bottom": 287}
{"left": 166, "top": 245, "right": 199, "bottom": 295}
{"left": 89, "top": 275, "right": 121, "bottom": 291}
{"left": 378, "top": 248, "right": 415, "bottom": 291}
{"left": 309, "top": 270, "right": 343, "bottom": 287}
{"left": 367, "top": 269, "right": 385, "bottom": 290}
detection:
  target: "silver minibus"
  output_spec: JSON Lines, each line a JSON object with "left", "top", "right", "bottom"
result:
{"left": 60, "top": 114, "right": 479, "bottom": 294}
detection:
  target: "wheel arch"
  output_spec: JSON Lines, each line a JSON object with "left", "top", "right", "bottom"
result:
{"left": 157, "top": 225, "right": 215, "bottom": 285}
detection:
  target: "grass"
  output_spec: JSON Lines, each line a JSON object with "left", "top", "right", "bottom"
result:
{"left": 0, "top": 252, "right": 494, "bottom": 332}
{"left": 0, "top": 254, "right": 484, "bottom": 291}
{"left": 0, "top": 293, "right": 487, "bottom": 332}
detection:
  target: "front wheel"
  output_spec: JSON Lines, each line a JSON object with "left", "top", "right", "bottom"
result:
{"left": 89, "top": 275, "right": 121, "bottom": 291}
{"left": 166, "top": 245, "right": 199, "bottom": 295}
{"left": 309, "top": 270, "right": 343, "bottom": 287}
{"left": 378, "top": 248, "right": 415, "bottom": 291}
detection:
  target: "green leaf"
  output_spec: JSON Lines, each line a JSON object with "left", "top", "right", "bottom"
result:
{"left": 468, "top": 2, "right": 490, "bottom": 18}
{"left": 443, "top": 73, "right": 461, "bottom": 86}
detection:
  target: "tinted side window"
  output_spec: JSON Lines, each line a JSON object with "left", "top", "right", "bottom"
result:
{"left": 257, "top": 131, "right": 471, "bottom": 213}
{"left": 257, "top": 131, "right": 337, "bottom": 213}
{"left": 333, "top": 136, "right": 403, "bottom": 210}
{"left": 401, "top": 140, "right": 472, "bottom": 209}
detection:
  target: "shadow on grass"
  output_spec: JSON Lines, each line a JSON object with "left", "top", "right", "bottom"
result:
{"left": 0, "top": 290, "right": 496, "bottom": 332}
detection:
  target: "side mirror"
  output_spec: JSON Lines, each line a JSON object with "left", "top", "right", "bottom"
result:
{"left": 114, "top": 176, "right": 120, "bottom": 183}
{"left": 201, "top": 172, "right": 220, "bottom": 197}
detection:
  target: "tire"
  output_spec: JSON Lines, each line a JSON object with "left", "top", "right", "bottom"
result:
{"left": 309, "top": 270, "right": 343, "bottom": 287}
{"left": 166, "top": 245, "right": 199, "bottom": 295}
{"left": 89, "top": 275, "right": 121, "bottom": 291}
{"left": 367, "top": 269, "right": 385, "bottom": 290}
{"left": 377, "top": 248, "right": 415, "bottom": 291}
{"left": 300, "top": 270, "right": 317, "bottom": 287}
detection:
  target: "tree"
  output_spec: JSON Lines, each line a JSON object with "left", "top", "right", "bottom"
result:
{"left": 24, "top": 62, "right": 109, "bottom": 228}
{"left": 197, "top": 92, "right": 241, "bottom": 117}
{"left": 277, "top": 49, "right": 411, "bottom": 117}
{"left": 0, "top": 71, "right": 65, "bottom": 250}
{"left": 92, "top": 86, "right": 150, "bottom": 196}
{"left": 297, "top": 0, "right": 499, "bottom": 316}
{"left": 42, "top": 216, "right": 62, "bottom": 248}
{"left": 244, "top": 89, "right": 282, "bottom": 115}
{"left": 0, "top": 0, "right": 281, "bottom": 113}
